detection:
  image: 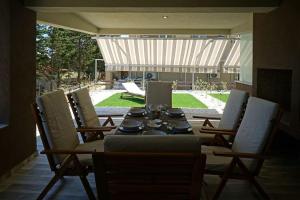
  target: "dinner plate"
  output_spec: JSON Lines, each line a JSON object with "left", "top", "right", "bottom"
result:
{"left": 119, "top": 119, "right": 144, "bottom": 132}
{"left": 170, "top": 121, "right": 192, "bottom": 133}
{"left": 127, "top": 108, "right": 146, "bottom": 117}
{"left": 166, "top": 108, "right": 185, "bottom": 118}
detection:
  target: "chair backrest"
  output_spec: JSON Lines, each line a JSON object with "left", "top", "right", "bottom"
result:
{"left": 69, "top": 88, "right": 101, "bottom": 128}
{"left": 232, "top": 97, "right": 279, "bottom": 172}
{"left": 122, "top": 82, "right": 143, "bottom": 94}
{"left": 36, "top": 90, "right": 80, "bottom": 166}
{"left": 218, "top": 89, "right": 249, "bottom": 130}
{"left": 146, "top": 81, "right": 172, "bottom": 107}
{"left": 93, "top": 135, "right": 205, "bottom": 200}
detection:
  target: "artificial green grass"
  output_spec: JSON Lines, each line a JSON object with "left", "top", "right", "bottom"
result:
{"left": 209, "top": 93, "right": 229, "bottom": 103}
{"left": 96, "top": 93, "right": 207, "bottom": 108}
{"left": 96, "top": 93, "right": 144, "bottom": 107}
{"left": 172, "top": 94, "right": 207, "bottom": 108}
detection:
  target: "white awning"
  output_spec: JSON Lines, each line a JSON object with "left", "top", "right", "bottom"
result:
{"left": 96, "top": 37, "right": 240, "bottom": 73}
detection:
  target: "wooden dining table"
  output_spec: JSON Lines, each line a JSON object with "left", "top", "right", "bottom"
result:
{"left": 114, "top": 107, "right": 194, "bottom": 135}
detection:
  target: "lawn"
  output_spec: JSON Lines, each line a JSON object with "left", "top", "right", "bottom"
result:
{"left": 209, "top": 93, "right": 230, "bottom": 103}
{"left": 96, "top": 93, "right": 207, "bottom": 108}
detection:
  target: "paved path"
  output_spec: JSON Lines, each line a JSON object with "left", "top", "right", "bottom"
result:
{"left": 188, "top": 91, "right": 225, "bottom": 113}
{"left": 89, "top": 90, "right": 123, "bottom": 105}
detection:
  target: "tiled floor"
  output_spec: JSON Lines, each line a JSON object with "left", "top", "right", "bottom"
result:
{"left": 1, "top": 130, "right": 300, "bottom": 200}
{"left": 1, "top": 108, "right": 300, "bottom": 200}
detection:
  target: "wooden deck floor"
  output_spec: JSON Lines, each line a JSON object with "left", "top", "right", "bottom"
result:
{"left": 0, "top": 114, "right": 300, "bottom": 199}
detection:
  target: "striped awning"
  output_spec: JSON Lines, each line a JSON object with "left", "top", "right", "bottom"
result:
{"left": 96, "top": 37, "right": 240, "bottom": 74}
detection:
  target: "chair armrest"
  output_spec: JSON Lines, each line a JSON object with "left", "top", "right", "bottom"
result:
{"left": 213, "top": 151, "right": 266, "bottom": 159}
{"left": 97, "top": 114, "right": 124, "bottom": 117}
{"left": 41, "top": 149, "right": 96, "bottom": 155}
{"left": 199, "top": 129, "right": 237, "bottom": 136}
{"left": 193, "top": 115, "right": 221, "bottom": 120}
{"left": 77, "top": 126, "right": 116, "bottom": 132}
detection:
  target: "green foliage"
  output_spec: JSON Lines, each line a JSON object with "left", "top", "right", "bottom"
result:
{"left": 172, "top": 80, "right": 178, "bottom": 90}
{"left": 194, "top": 77, "right": 209, "bottom": 91}
{"left": 36, "top": 24, "right": 101, "bottom": 86}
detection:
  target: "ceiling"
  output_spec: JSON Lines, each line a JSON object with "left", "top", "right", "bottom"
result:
{"left": 78, "top": 12, "right": 251, "bottom": 30}
{"left": 26, "top": 0, "right": 280, "bottom": 35}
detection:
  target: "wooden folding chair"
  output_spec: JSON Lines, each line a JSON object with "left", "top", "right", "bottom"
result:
{"left": 67, "top": 88, "right": 121, "bottom": 142}
{"left": 202, "top": 97, "right": 282, "bottom": 200}
{"left": 145, "top": 81, "right": 172, "bottom": 107}
{"left": 93, "top": 152, "right": 206, "bottom": 200}
{"left": 193, "top": 89, "right": 249, "bottom": 146}
{"left": 93, "top": 135, "right": 206, "bottom": 200}
{"left": 32, "top": 90, "right": 108, "bottom": 199}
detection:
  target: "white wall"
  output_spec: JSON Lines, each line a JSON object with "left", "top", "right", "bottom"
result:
{"left": 239, "top": 32, "right": 253, "bottom": 84}
{"left": 231, "top": 14, "right": 253, "bottom": 84}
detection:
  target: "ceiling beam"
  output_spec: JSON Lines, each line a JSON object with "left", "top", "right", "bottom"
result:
{"left": 37, "top": 13, "right": 98, "bottom": 34}
{"left": 97, "top": 28, "right": 231, "bottom": 35}
{"left": 25, "top": 0, "right": 280, "bottom": 13}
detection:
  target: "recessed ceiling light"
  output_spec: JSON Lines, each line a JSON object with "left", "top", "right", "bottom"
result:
{"left": 162, "top": 16, "right": 168, "bottom": 19}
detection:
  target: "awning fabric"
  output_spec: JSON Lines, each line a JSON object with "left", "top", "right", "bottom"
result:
{"left": 96, "top": 37, "right": 240, "bottom": 74}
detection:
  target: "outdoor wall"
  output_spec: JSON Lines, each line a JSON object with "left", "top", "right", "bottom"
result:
{"left": 159, "top": 72, "right": 192, "bottom": 82}
{"left": 253, "top": 0, "right": 300, "bottom": 138}
{"left": 0, "top": 0, "right": 36, "bottom": 177}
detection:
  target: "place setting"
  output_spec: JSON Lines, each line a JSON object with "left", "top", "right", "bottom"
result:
{"left": 126, "top": 107, "right": 146, "bottom": 117}
{"left": 118, "top": 119, "right": 144, "bottom": 134}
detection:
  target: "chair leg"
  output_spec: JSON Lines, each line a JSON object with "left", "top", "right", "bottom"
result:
{"left": 250, "top": 178, "right": 270, "bottom": 200}
{"left": 213, "top": 175, "right": 229, "bottom": 200}
{"left": 108, "top": 116, "right": 115, "bottom": 126}
{"left": 213, "top": 158, "right": 237, "bottom": 200}
{"left": 102, "top": 116, "right": 115, "bottom": 126}
{"left": 236, "top": 158, "right": 270, "bottom": 200}
{"left": 36, "top": 174, "right": 61, "bottom": 200}
{"left": 80, "top": 175, "right": 96, "bottom": 200}
{"left": 203, "top": 119, "right": 214, "bottom": 128}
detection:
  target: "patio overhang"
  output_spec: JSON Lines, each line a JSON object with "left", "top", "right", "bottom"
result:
{"left": 96, "top": 36, "right": 240, "bottom": 74}
{"left": 25, "top": 0, "right": 280, "bottom": 35}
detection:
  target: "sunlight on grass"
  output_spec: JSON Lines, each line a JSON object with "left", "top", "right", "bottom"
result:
{"left": 209, "top": 93, "right": 229, "bottom": 103}
{"left": 96, "top": 93, "right": 207, "bottom": 108}
{"left": 172, "top": 94, "right": 207, "bottom": 108}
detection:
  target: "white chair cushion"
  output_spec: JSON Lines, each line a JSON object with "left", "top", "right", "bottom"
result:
{"left": 76, "top": 140, "right": 104, "bottom": 166}
{"left": 202, "top": 145, "right": 233, "bottom": 172}
{"left": 122, "top": 82, "right": 145, "bottom": 96}
{"left": 72, "top": 88, "right": 101, "bottom": 128}
{"left": 218, "top": 89, "right": 248, "bottom": 130}
{"left": 37, "top": 90, "right": 79, "bottom": 164}
{"left": 146, "top": 81, "right": 172, "bottom": 107}
{"left": 104, "top": 135, "right": 202, "bottom": 153}
{"left": 232, "top": 97, "right": 278, "bottom": 169}
{"left": 192, "top": 126, "right": 216, "bottom": 143}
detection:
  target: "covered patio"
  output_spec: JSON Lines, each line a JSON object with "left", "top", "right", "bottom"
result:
{"left": 1, "top": 0, "right": 300, "bottom": 200}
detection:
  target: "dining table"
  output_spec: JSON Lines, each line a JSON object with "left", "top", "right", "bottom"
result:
{"left": 114, "top": 107, "right": 194, "bottom": 135}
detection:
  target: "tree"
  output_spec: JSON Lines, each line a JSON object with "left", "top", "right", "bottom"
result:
{"left": 36, "top": 24, "right": 101, "bottom": 87}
